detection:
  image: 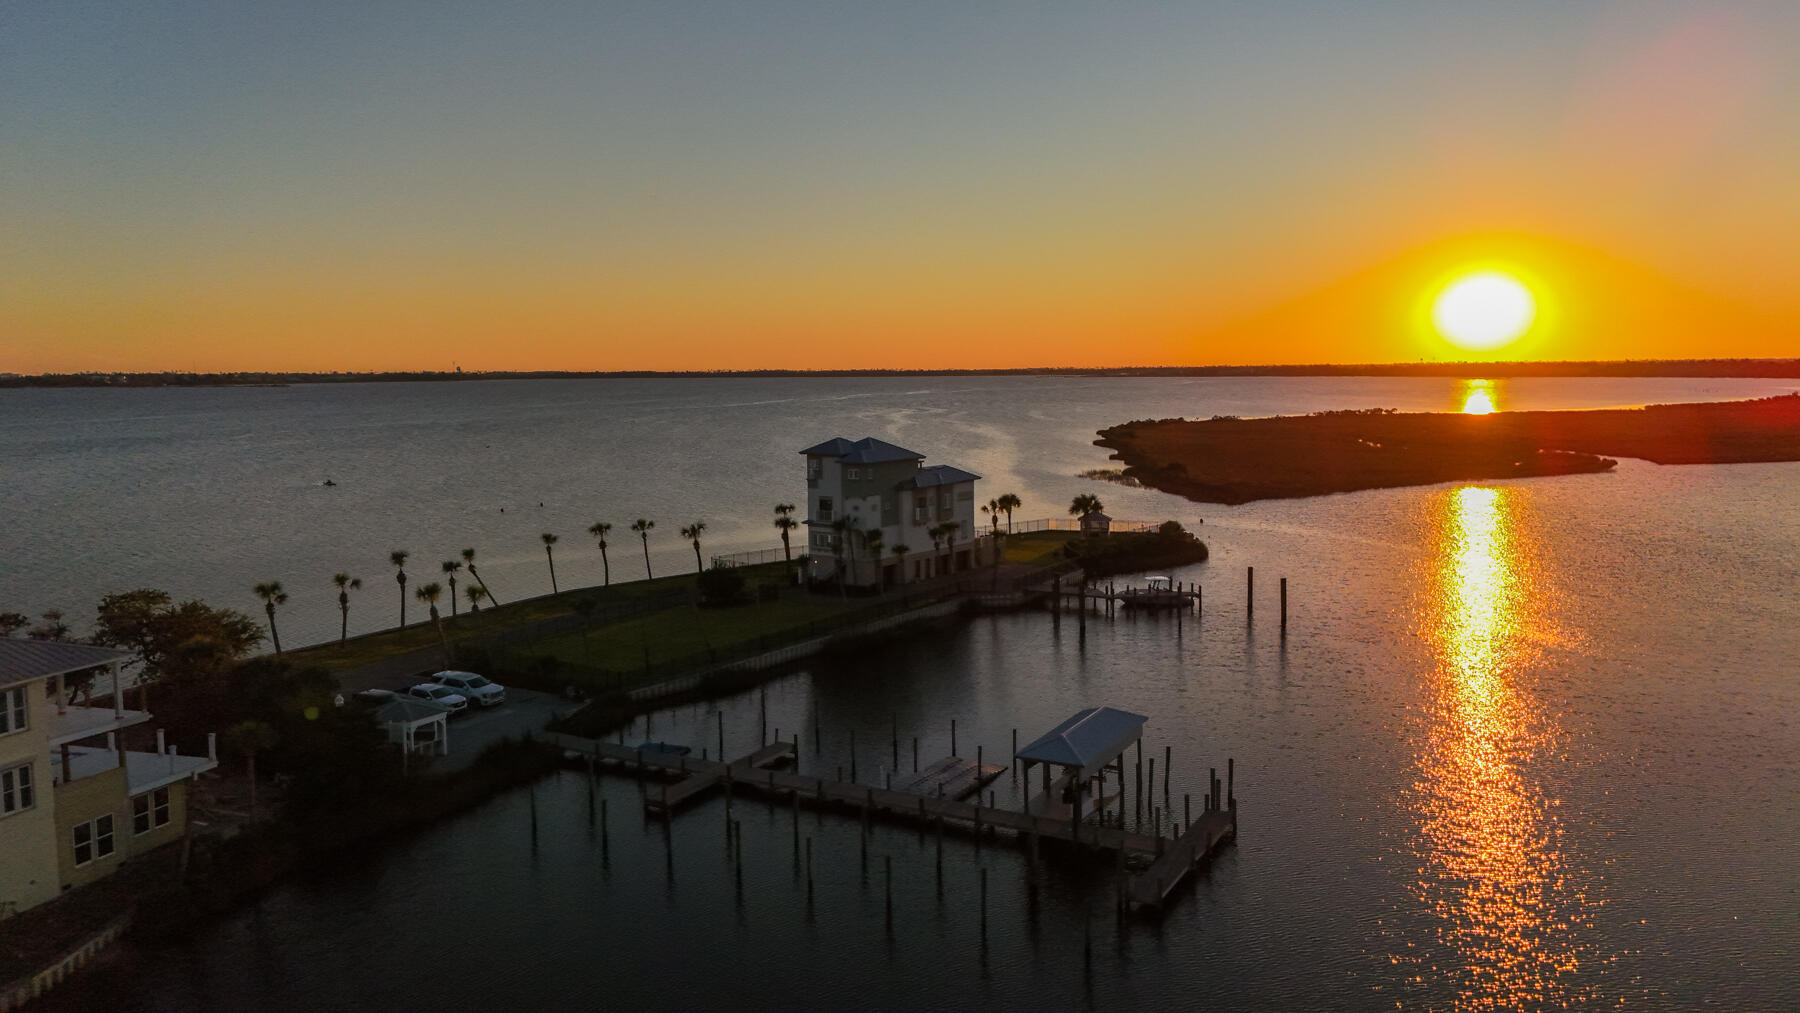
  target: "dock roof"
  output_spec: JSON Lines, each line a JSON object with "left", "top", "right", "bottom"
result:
{"left": 1014, "top": 706, "right": 1147, "bottom": 778}
{"left": 0, "top": 640, "right": 128, "bottom": 691}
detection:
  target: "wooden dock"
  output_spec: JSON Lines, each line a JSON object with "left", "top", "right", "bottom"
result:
{"left": 549, "top": 731, "right": 1237, "bottom": 916}
{"left": 1124, "top": 807, "right": 1237, "bottom": 912}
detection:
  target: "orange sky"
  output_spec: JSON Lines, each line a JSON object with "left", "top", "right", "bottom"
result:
{"left": 4, "top": 4, "right": 1796, "bottom": 373}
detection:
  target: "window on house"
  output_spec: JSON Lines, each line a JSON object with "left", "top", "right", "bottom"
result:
{"left": 940, "top": 491, "right": 952, "bottom": 509}
{"left": 0, "top": 762, "right": 33, "bottom": 816}
{"left": 0, "top": 686, "right": 26, "bottom": 735}
{"left": 817, "top": 497, "right": 833, "bottom": 522}
{"left": 73, "top": 814, "right": 115, "bottom": 866}
{"left": 133, "top": 787, "right": 172, "bottom": 835}
{"left": 847, "top": 467, "right": 859, "bottom": 480}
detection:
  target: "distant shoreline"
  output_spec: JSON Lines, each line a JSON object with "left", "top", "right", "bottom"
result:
{"left": 5, "top": 359, "right": 1800, "bottom": 388}
{"left": 1095, "top": 393, "right": 1800, "bottom": 505}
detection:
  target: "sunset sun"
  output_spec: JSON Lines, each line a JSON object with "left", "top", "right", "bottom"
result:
{"left": 1432, "top": 271, "right": 1537, "bottom": 350}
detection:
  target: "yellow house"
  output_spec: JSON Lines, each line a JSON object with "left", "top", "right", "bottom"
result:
{"left": 0, "top": 640, "right": 216, "bottom": 918}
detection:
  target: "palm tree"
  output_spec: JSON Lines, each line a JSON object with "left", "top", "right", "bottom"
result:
{"left": 331, "top": 573, "right": 362, "bottom": 642}
{"left": 891, "top": 543, "right": 910, "bottom": 585}
{"left": 938, "top": 520, "right": 961, "bottom": 574}
{"left": 997, "top": 492, "right": 1022, "bottom": 533}
{"left": 1069, "top": 493, "right": 1104, "bottom": 518}
{"left": 415, "top": 582, "right": 450, "bottom": 665}
{"left": 829, "top": 516, "right": 853, "bottom": 586}
{"left": 252, "top": 581, "right": 288, "bottom": 654}
{"left": 679, "top": 522, "right": 708, "bottom": 573}
{"left": 588, "top": 522, "right": 613, "bottom": 586}
{"left": 773, "top": 504, "right": 799, "bottom": 574}
{"left": 390, "top": 550, "right": 410, "bottom": 628}
{"left": 862, "top": 529, "right": 884, "bottom": 590}
{"left": 631, "top": 519, "right": 655, "bottom": 579}
{"left": 465, "top": 584, "right": 488, "bottom": 614}
{"left": 461, "top": 548, "right": 499, "bottom": 607}
{"left": 983, "top": 498, "right": 1001, "bottom": 535}
{"left": 224, "top": 720, "right": 278, "bottom": 821}
{"left": 926, "top": 524, "right": 946, "bottom": 578}
{"left": 541, "top": 533, "right": 560, "bottom": 594}
{"left": 441, "top": 560, "right": 462, "bottom": 617}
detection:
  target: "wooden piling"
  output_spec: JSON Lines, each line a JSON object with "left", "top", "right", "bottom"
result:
{"left": 850, "top": 729, "right": 857, "bottom": 783}
{"left": 1247, "top": 565, "right": 1254, "bottom": 623}
{"left": 885, "top": 854, "right": 893, "bottom": 927}
{"left": 717, "top": 712, "right": 725, "bottom": 761}
{"left": 980, "top": 867, "right": 988, "bottom": 941}
{"left": 912, "top": 736, "right": 919, "bottom": 772}
{"left": 1011, "top": 728, "right": 1018, "bottom": 775}
{"left": 1228, "top": 757, "right": 1235, "bottom": 808}
{"left": 951, "top": 719, "right": 957, "bottom": 757}
{"left": 1164, "top": 745, "right": 1171, "bottom": 798}
{"left": 891, "top": 715, "right": 899, "bottom": 769}
{"left": 1184, "top": 793, "right": 1191, "bottom": 828}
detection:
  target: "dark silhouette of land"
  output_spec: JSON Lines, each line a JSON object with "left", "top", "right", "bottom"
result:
{"left": 4, "top": 358, "right": 1800, "bottom": 387}
{"left": 1095, "top": 393, "right": 1800, "bottom": 505}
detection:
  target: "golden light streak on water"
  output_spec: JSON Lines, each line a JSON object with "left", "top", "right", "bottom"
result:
{"left": 1407, "top": 486, "right": 1592, "bottom": 1009}
{"left": 1460, "top": 379, "right": 1497, "bottom": 414}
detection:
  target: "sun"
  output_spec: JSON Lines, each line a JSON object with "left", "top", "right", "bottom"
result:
{"left": 1432, "top": 271, "right": 1536, "bottom": 350}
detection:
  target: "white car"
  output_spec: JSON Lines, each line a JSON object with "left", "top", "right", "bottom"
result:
{"left": 431, "top": 671, "right": 506, "bottom": 708}
{"left": 406, "top": 683, "right": 468, "bottom": 714}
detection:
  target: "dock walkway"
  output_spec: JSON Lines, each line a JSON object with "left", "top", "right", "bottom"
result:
{"left": 548, "top": 731, "right": 1236, "bottom": 915}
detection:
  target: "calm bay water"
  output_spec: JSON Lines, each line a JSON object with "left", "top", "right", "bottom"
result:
{"left": 7, "top": 376, "right": 1799, "bottom": 1010}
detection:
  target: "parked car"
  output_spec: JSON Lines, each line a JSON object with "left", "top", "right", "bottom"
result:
{"left": 431, "top": 670, "right": 506, "bottom": 708}
{"left": 406, "top": 683, "right": 468, "bottom": 714}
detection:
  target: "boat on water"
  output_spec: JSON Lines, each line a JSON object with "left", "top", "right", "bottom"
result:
{"left": 1116, "top": 575, "right": 1196, "bottom": 610}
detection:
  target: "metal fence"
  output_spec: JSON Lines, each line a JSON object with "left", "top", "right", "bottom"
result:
{"left": 709, "top": 547, "right": 809, "bottom": 569}
{"left": 994, "top": 517, "right": 1163, "bottom": 534}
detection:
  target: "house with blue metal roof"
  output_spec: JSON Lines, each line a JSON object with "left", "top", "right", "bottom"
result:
{"left": 800, "top": 437, "right": 984, "bottom": 587}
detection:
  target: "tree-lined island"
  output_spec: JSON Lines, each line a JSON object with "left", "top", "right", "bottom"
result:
{"left": 1095, "top": 393, "right": 1800, "bottom": 505}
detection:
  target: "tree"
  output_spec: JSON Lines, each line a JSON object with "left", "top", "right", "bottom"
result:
{"left": 390, "top": 550, "right": 410, "bottom": 628}
{"left": 891, "top": 544, "right": 910, "bottom": 585}
{"left": 631, "top": 519, "right": 655, "bottom": 579}
{"left": 462, "top": 548, "right": 499, "bottom": 607}
{"left": 1069, "top": 493, "right": 1104, "bottom": 517}
{"left": 331, "top": 573, "right": 363, "bottom": 642}
{"left": 997, "top": 493, "right": 1022, "bottom": 533}
{"left": 440, "top": 561, "right": 462, "bottom": 617}
{"left": 680, "top": 522, "right": 707, "bottom": 574}
{"left": 938, "top": 521, "right": 961, "bottom": 574}
{"left": 224, "top": 719, "right": 279, "bottom": 821}
{"left": 926, "top": 524, "right": 946, "bottom": 578}
{"left": 587, "top": 522, "right": 613, "bottom": 586}
{"left": 28, "top": 609, "right": 70, "bottom": 641}
{"left": 773, "top": 504, "right": 799, "bottom": 576}
{"left": 541, "top": 533, "right": 560, "bottom": 594}
{"left": 465, "top": 584, "right": 488, "bottom": 614}
{"left": 415, "top": 582, "right": 450, "bottom": 666}
{"left": 252, "top": 581, "right": 288, "bottom": 654}
{"left": 983, "top": 498, "right": 1001, "bottom": 535}
{"left": 862, "top": 529, "right": 884, "bottom": 591}
{"left": 829, "top": 517, "right": 853, "bottom": 588}
{"left": 0, "top": 612, "right": 28, "bottom": 637}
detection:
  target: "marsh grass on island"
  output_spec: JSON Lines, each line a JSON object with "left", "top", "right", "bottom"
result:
{"left": 1096, "top": 393, "right": 1800, "bottom": 505}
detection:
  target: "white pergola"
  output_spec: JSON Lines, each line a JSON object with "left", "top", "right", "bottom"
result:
{"left": 376, "top": 699, "right": 449, "bottom": 759}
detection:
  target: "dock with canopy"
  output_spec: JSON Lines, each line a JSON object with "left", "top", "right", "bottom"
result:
{"left": 1014, "top": 706, "right": 1147, "bottom": 831}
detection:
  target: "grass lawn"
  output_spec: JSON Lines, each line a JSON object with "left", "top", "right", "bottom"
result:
{"left": 522, "top": 596, "right": 862, "bottom": 682}
{"left": 1001, "top": 531, "right": 1076, "bottom": 564}
{"left": 287, "top": 561, "right": 798, "bottom": 673}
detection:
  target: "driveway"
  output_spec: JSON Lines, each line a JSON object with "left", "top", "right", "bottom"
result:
{"left": 433, "top": 688, "right": 574, "bottom": 772}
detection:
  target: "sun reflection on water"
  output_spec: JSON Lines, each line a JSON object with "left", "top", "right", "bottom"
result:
{"left": 1406, "top": 485, "right": 1592, "bottom": 1009}
{"left": 1460, "top": 379, "right": 1497, "bottom": 415}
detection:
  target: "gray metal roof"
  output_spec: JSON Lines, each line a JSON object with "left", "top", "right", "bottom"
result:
{"left": 801, "top": 436, "right": 925, "bottom": 464}
{"left": 0, "top": 640, "right": 128, "bottom": 690}
{"left": 905, "top": 465, "right": 981, "bottom": 488}
{"left": 1014, "top": 707, "right": 1147, "bottom": 777}
{"left": 799, "top": 436, "right": 856, "bottom": 456}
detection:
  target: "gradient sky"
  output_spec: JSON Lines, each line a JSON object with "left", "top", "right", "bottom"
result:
{"left": 4, "top": 1, "right": 1796, "bottom": 372}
